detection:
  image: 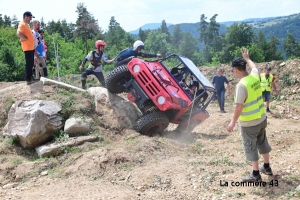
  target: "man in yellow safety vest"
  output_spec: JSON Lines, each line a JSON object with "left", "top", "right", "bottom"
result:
{"left": 227, "top": 48, "right": 273, "bottom": 182}
{"left": 260, "top": 67, "right": 278, "bottom": 112}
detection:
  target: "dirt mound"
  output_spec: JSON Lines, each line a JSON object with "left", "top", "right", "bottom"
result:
{"left": 0, "top": 60, "right": 300, "bottom": 199}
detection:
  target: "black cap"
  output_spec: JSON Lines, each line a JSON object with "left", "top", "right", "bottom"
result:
{"left": 231, "top": 57, "right": 247, "bottom": 67}
{"left": 265, "top": 67, "right": 271, "bottom": 71}
{"left": 23, "top": 11, "right": 35, "bottom": 18}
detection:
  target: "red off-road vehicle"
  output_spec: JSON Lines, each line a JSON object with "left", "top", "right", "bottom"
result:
{"left": 105, "top": 54, "right": 216, "bottom": 135}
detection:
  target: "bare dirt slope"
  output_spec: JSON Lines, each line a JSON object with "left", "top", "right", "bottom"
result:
{"left": 0, "top": 60, "right": 300, "bottom": 200}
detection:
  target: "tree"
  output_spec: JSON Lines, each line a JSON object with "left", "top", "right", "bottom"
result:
{"left": 267, "top": 35, "right": 282, "bottom": 61}
{"left": 283, "top": 33, "right": 300, "bottom": 58}
{"left": 160, "top": 20, "right": 171, "bottom": 42}
{"left": 3, "top": 15, "right": 11, "bottom": 27}
{"left": 11, "top": 15, "right": 19, "bottom": 29}
{"left": 198, "top": 14, "right": 209, "bottom": 44}
{"left": 171, "top": 24, "right": 182, "bottom": 50}
{"left": 179, "top": 32, "right": 199, "bottom": 61}
{"left": 225, "top": 23, "right": 254, "bottom": 48}
{"left": 144, "top": 31, "right": 172, "bottom": 57}
{"left": 138, "top": 28, "right": 147, "bottom": 42}
{"left": 206, "top": 14, "right": 220, "bottom": 48}
{"left": 106, "top": 16, "right": 134, "bottom": 52}
{"left": 0, "top": 14, "right": 4, "bottom": 27}
{"left": 75, "top": 3, "right": 101, "bottom": 54}
{"left": 40, "top": 17, "right": 46, "bottom": 30}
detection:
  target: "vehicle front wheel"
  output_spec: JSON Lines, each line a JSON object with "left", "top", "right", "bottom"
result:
{"left": 134, "top": 111, "right": 169, "bottom": 136}
{"left": 105, "top": 65, "right": 131, "bottom": 94}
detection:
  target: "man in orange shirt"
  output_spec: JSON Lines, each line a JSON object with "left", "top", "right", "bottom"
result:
{"left": 17, "top": 11, "right": 37, "bottom": 85}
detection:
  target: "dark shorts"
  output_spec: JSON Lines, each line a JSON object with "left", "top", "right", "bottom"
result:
{"left": 262, "top": 91, "right": 271, "bottom": 102}
{"left": 241, "top": 118, "right": 272, "bottom": 161}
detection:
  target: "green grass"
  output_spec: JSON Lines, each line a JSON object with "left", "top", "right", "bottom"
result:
{"left": 12, "top": 158, "right": 23, "bottom": 165}
{"left": 5, "top": 137, "right": 20, "bottom": 147}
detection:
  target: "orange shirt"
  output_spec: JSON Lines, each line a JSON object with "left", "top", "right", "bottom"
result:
{"left": 18, "top": 22, "right": 34, "bottom": 51}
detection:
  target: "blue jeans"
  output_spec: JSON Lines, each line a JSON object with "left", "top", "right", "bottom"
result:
{"left": 217, "top": 90, "right": 225, "bottom": 111}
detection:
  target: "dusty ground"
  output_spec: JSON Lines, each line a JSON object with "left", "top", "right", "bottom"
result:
{"left": 0, "top": 61, "right": 300, "bottom": 200}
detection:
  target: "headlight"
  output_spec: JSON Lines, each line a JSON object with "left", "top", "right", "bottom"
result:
{"left": 133, "top": 65, "right": 140, "bottom": 72}
{"left": 157, "top": 96, "right": 165, "bottom": 105}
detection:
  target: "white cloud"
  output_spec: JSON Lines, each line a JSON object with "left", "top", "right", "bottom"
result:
{"left": 0, "top": 0, "right": 299, "bottom": 31}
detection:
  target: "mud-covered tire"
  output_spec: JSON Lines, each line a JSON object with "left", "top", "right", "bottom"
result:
{"left": 105, "top": 65, "right": 131, "bottom": 94}
{"left": 134, "top": 111, "right": 169, "bottom": 136}
{"left": 175, "top": 119, "right": 200, "bottom": 133}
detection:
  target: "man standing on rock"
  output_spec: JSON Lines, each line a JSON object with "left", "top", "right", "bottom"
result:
{"left": 227, "top": 48, "right": 273, "bottom": 182}
{"left": 260, "top": 67, "right": 278, "bottom": 112}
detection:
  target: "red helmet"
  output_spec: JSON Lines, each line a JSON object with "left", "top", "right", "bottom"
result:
{"left": 95, "top": 40, "right": 106, "bottom": 48}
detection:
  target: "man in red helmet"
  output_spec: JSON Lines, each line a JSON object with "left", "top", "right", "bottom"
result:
{"left": 79, "top": 40, "right": 114, "bottom": 89}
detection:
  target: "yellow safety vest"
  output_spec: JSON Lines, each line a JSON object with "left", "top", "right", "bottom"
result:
{"left": 260, "top": 73, "right": 273, "bottom": 92}
{"left": 237, "top": 74, "right": 265, "bottom": 122}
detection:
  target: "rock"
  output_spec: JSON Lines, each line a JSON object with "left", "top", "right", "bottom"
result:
{"left": 40, "top": 170, "right": 48, "bottom": 176}
{"left": 2, "top": 183, "right": 18, "bottom": 189}
{"left": 35, "top": 135, "right": 101, "bottom": 157}
{"left": 279, "top": 62, "right": 286, "bottom": 66}
{"left": 293, "top": 116, "right": 299, "bottom": 120}
{"left": 296, "top": 185, "right": 300, "bottom": 192}
{"left": 3, "top": 100, "right": 63, "bottom": 148}
{"left": 64, "top": 117, "right": 92, "bottom": 136}
{"left": 87, "top": 87, "right": 140, "bottom": 129}
{"left": 280, "top": 95, "right": 285, "bottom": 100}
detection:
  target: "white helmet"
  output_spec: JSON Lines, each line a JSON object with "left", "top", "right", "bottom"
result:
{"left": 133, "top": 40, "right": 144, "bottom": 50}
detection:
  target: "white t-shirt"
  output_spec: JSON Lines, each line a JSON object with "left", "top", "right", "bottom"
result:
{"left": 235, "top": 68, "right": 266, "bottom": 127}
{"left": 32, "top": 30, "right": 44, "bottom": 58}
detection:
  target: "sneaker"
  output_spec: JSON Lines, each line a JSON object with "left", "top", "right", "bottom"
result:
{"left": 259, "top": 165, "right": 273, "bottom": 176}
{"left": 242, "top": 173, "right": 262, "bottom": 182}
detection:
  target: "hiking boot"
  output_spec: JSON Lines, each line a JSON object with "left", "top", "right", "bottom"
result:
{"left": 259, "top": 165, "right": 273, "bottom": 176}
{"left": 221, "top": 110, "right": 226, "bottom": 113}
{"left": 242, "top": 173, "right": 262, "bottom": 182}
{"left": 26, "top": 79, "right": 39, "bottom": 85}
{"left": 81, "top": 80, "right": 86, "bottom": 89}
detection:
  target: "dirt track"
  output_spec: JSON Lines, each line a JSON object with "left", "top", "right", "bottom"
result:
{"left": 1, "top": 60, "right": 300, "bottom": 199}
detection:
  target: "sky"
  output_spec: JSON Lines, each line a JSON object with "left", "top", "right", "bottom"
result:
{"left": 0, "top": 0, "right": 299, "bottom": 32}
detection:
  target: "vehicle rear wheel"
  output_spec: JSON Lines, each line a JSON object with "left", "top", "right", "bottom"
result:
{"left": 134, "top": 111, "right": 169, "bottom": 136}
{"left": 105, "top": 65, "right": 131, "bottom": 94}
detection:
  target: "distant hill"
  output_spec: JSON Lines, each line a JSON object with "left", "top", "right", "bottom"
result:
{"left": 129, "top": 13, "right": 300, "bottom": 53}
{"left": 129, "top": 16, "right": 277, "bottom": 35}
{"left": 129, "top": 23, "right": 173, "bottom": 34}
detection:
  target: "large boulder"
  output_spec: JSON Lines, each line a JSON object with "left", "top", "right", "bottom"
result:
{"left": 87, "top": 87, "right": 140, "bottom": 129}
{"left": 64, "top": 117, "right": 92, "bottom": 136}
{"left": 3, "top": 100, "right": 63, "bottom": 148}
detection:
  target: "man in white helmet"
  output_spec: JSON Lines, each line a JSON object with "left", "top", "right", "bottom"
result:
{"left": 114, "top": 40, "right": 162, "bottom": 68}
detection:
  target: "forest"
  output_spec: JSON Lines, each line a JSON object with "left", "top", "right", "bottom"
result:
{"left": 0, "top": 3, "right": 300, "bottom": 82}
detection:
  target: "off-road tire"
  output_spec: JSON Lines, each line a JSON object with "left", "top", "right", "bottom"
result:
{"left": 134, "top": 111, "right": 169, "bottom": 136}
{"left": 105, "top": 65, "right": 131, "bottom": 94}
{"left": 175, "top": 119, "right": 200, "bottom": 133}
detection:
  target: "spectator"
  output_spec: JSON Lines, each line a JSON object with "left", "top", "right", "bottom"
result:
{"left": 114, "top": 40, "right": 162, "bottom": 68}
{"left": 17, "top": 11, "right": 36, "bottom": 85}
{"left": 212, "top": 68, "right": 231, "bottom": 113}
{"left": 32, "top": 20, "right": 46, "bottom": 79}
{"left": 260, "top": 67, "right": 278, "bottom": 112}
{"left": 38, "top": 29, "right": 48, "bottom": 77}
{"left": 228, "top": 48, "right": 273, "bottom": 182}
